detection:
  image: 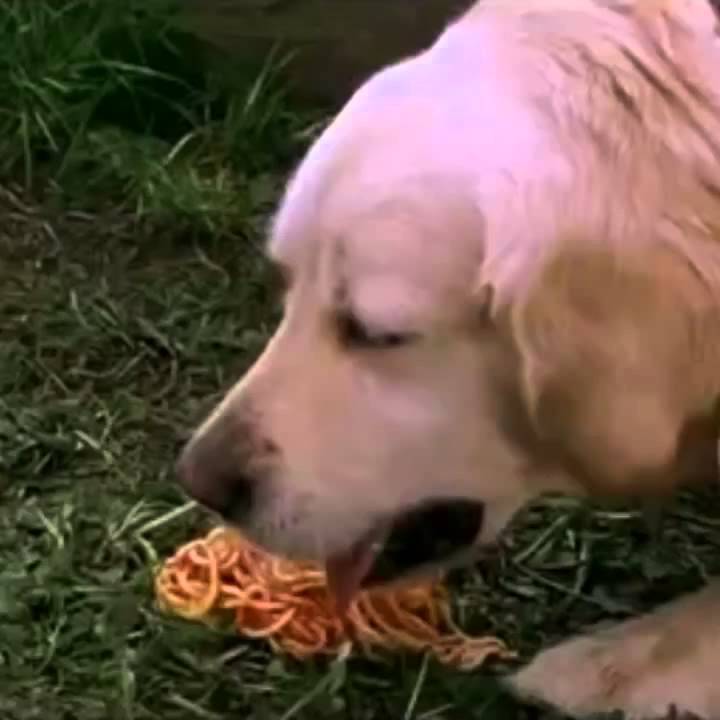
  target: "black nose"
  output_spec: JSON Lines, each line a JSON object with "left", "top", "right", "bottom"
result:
{"left": 176, "top": 434, "right": 255, "bottom": 522}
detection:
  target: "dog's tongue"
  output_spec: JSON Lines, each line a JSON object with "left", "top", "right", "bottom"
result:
{"left": 325, "top": 523, "right": 389, "bottom": 615}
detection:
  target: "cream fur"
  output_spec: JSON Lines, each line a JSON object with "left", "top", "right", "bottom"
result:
{"left": 180, "top": 1, "right": 720, "bottom": 716}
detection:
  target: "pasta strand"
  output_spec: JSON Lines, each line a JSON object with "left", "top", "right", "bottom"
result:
{"left": 155, "top": 527, "right": 513, "bottom": 669}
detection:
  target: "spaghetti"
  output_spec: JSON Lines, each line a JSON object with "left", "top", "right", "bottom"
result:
{"left": 155, "top": 527, "right": 513, "bottom": 669}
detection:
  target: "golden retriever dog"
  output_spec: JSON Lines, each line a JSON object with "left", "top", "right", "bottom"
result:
{"left": 177, "top": 0, "right": 720, "bottom": 717}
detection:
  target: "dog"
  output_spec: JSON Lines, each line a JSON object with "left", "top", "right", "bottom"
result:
{"left": 176, "top": 1, "right": 720, "bottom": 717}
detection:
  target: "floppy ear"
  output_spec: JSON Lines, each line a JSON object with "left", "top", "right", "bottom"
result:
{"left": 509, "top": 241, "right": 718, "bottom": 499}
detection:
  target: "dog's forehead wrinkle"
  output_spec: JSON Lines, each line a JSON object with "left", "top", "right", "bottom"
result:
{"left": 322, "top": 189, "right": 486, "bottom": 328}
{"left": 328, "top": 237, "right": 351, "bottom": 308}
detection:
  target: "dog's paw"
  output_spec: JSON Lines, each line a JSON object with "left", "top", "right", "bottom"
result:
{"left": 507, "top": 584, "right": 720, "bottom": 719}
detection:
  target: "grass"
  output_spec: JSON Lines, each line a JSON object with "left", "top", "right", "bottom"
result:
{"left": 1, "top": 1, "right": 720, "bottom": 718}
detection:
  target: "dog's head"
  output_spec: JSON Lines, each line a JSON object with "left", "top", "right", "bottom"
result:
{"left": 176, "top": 171, "right": 569, "bottom": 600}
{"left": 176, "top": 0, "right": 720, "bottom": 603}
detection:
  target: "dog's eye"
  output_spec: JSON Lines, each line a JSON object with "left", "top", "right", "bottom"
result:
{"left": 338, "top": 312, "right": 416, "bottom": 350}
